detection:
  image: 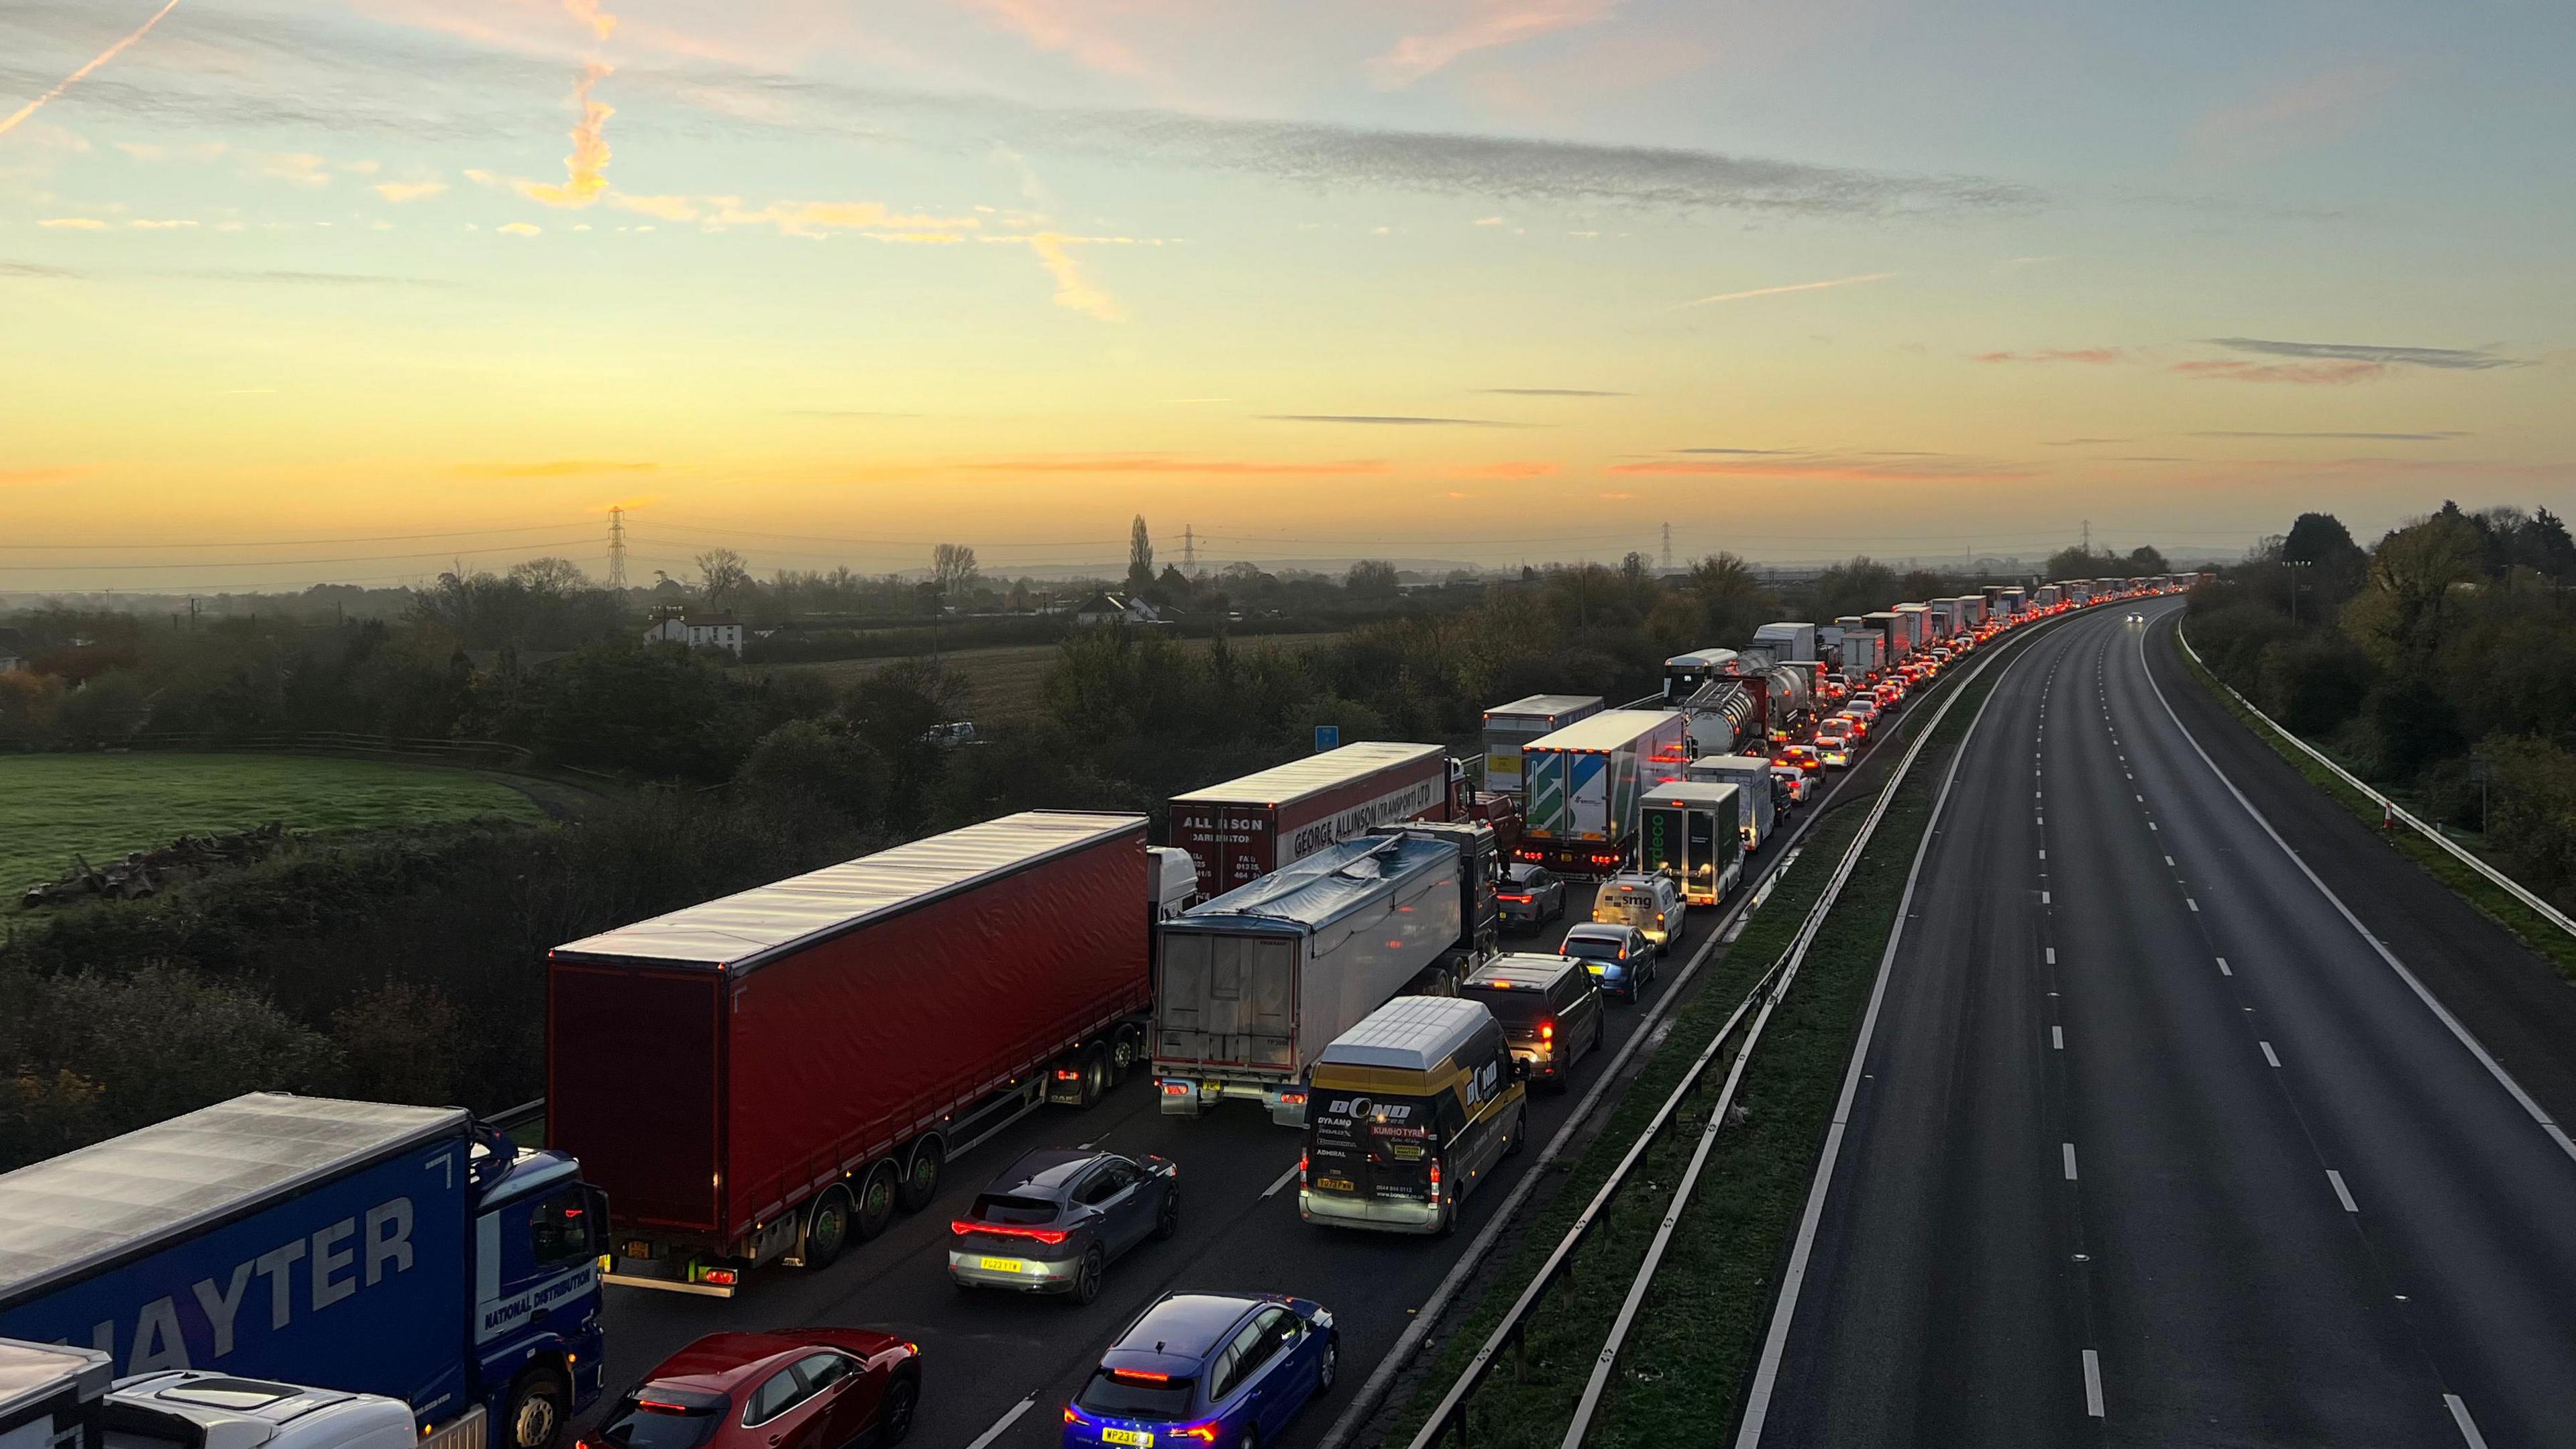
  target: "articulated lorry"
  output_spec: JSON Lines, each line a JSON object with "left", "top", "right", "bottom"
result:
{"left": 1638, "top": 782, "right": 1746, "bottom": 906}
{"left": 548, "top": 811, "right": 1155, "bottom": 1297}
{"left": 1516, "top": 710, "right": 1693, "bottom": 877}
{"left": 0, "top": 1094, "right": 604, "bottom": 1449}
{"left": 1662, "top": 650, "right": 1738, "bottom": 703}
{"left": 1155, "top": 833, "right": 1479, "bottom": 1125}
{"left": 1167, "top": 743, "right": 1458, "bottom": 897}
{"left": 1480, "top": 695, "right": 1604, "bottom": 796}
{"left": 1750, "top": 623, "right": 1817, "bottom": 667}
{"left": 1862, "top": 611, "right": 1907, "bottom": 663}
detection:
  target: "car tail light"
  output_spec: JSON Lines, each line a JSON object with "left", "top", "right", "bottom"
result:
{"left": 1176, "top": 1426, "right": 1222, "bottom": 1444}
{"left": 1540, "top": 1020, "right": 1554, "bottom": 1042}
{"left": 950, "top": 1220, "right": 1071, "bottom": 1244}
{"left": 693, "top": 1267, "right": 737, "bottom": 1288}
{"left": 1161, "top": 1080, "right": 1190, "bottom": 1096}
{"left": 1429, "top": 1159, "right": 1443, "bottom": 1198}
{"left": 1279, "top": 1089, "right": 1307, "bottom": 1108}
{"left": 1111, "top": 1371, "right": 1173, "bottom": 1383}
{"left": 1063, "top": 1407, "right": 1080, "bottom": 1425}
{"left": 1299, "top": 1152, "right": 1309, "bottom": 1183}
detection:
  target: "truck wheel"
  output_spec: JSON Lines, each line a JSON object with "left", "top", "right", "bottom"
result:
{"left": 1079, "top": 1045, "right": 1110, "bottom": 1107}
{"left": 896, "top": 1140, "right": 943, "bottom": 1214}
{"left": 503, "top": 1366, "right": 569, "bottom": 1449}
{"left": 800, "top": 1185, "right": 853, "bottom": 1269}
{"left": 855, "top": 1161, "right": 900, "bottom": 1241}
{"left": 1108, "top": 1027, "right": 1142, "bottom": 1085}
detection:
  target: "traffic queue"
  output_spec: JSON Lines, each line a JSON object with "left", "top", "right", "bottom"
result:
{"left": 0, "top": 576, "right": 2198, "bottom": 1449}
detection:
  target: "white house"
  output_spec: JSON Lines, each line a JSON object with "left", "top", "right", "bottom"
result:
{"left": 643, "top": 612, "right": 746, "bottom": 657}
{"left": 1072, "top": 593, "right": 1165, "bottom": 627}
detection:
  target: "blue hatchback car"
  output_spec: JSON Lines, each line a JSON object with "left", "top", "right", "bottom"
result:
{"left": 1062, "top": 1292, "right": 1338, "bottom": 1448}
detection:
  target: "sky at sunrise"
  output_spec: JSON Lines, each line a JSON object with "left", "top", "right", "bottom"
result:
{"left": 2, "top": 0, "right": 2571, "bottom": 589}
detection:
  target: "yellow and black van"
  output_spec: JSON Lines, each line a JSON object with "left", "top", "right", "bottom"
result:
{"left": 1297, "top": 996, "right": 1527, "bottom": 1235}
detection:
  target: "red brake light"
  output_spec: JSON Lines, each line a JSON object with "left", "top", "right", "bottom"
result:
{"left": 1055, "top": 1069, "right": 1081, "bottom": 1080}
{"left": 950, "top": 1220, "right": 1071, "bottom": 1244}
{"left": 1161, "top": 1080, "right": 1190, "bottom": 1095}
{"left": 1540, "top": 1020, "right": 1554, "bottom": 1041}
{"left": 1177, "top": 1426, "right": 1221, "bottom": 1444}
{"left": 1112, "top": 1370, "right": 1173, "bottom": 1383}
{"left": 696, "top": 1267, "right": 737, "bottom": 1287}
{"left": 1064, "top": 1407, "right": 1080, "bottom": 1425}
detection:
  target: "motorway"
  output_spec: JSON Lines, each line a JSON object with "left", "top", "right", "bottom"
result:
{"left": 1750, "top": 600, "right": 2576, "bottom": 1448}
{"left": 571, "top": 665, "right": 1953, "bottom": 1449}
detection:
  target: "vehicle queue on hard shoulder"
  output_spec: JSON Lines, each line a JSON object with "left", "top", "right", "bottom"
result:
{"left": 0, "top": 579, "right": 2199, "bottom": 1449}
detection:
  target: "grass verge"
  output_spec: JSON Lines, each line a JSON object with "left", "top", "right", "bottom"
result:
{"left": 0, "top": 752, "right": 546, "bottom": 892}
{"left": 2172, "top": 632, "right": 2576, "bottom": 983}
{"left": 1378, "top": 652, "right": 2012, "bottom": 1448}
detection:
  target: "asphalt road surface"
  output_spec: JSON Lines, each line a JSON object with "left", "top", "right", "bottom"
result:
{"left": 1754, "top": 599, "right": 2576, "bottom": 1448}
{"left": 570, "top": 661, "right": 1960, "bottom": 1449}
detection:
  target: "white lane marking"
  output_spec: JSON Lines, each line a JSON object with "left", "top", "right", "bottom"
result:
{"left": 2082, "top": 1350, "right": 2105, "bottom": 1417}
{"left": 2041, "top": 890, "right": 2052, "bottom": 905}
{"left": 1261, "top": 1159, "right": 1303, "bottom": 1198}
{"left": 2062, "top": 1142, "right": 2079, "bottom": 1179}
{"left": 2148, "top": 822, "right": 2157, "bottom": 831}
{"left": 2137, "top": 623, "right": 2576, "bottom": 1165}
{"left": 2039, "top": 849, "right": 2047, "bottom": 860}
{"left": 2446, "top": 1393, "right": 2491, "bottom": 1448}
{"left": 2328, "top": 1169, "right": 2359, "bottom": 1212}
{"left": 2260, "top": 1040, "right": 2281, "bottom": 1067}
{"left": 964, "top": 1396, "right": 1037, "bottom": 1449}
{"left": 2047, "top": 947, "right": 2057, "bottom": 964}
{"left": 2217, "top": 955, "right": 2231, "bottom": 975}
{"left": 2053, "top": 1026, "right": 2064, "bottom": 1051}
{"left": 2135, "top": 794, "right": 2145, "bottom": 802}
{"left": 2187, "top": 898, "right": 2200, "bottom": 912}
{"left": 2163, "top": 855, "right": 2175, "bottom": 866}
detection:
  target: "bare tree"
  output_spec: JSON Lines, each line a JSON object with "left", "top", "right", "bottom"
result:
{"left": 932, "top": 543, "right": 981, "bottom": 601}
{"left": 508, "top": 556, "right": 590, "bottom": 595}
{"left": 695, "top": 547, "right": 752, "bottom": 610}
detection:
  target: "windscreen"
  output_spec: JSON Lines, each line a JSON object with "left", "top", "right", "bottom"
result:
{"left": 970, "top": 1193, "right": 1059, "bottom": 1224}
{"left": 599, "top": 1391, "right": 727, "bottom": 1449}
{"left": 1075, "top": 1372, "right": 1197, "bottom": 1420}
{"left": 1561, "top": 935, "right": 1625, "bottom": 964}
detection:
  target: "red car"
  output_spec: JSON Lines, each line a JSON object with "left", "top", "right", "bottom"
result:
{"left": 586, "top": 1331, "right": 922, "bottom": 1449}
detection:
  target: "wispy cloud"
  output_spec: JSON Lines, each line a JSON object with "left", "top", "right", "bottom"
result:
{"left": 2171, "top": 359, "right": 2383, "bottom": 385}
{"left": 1676, "top": 271, "right": 1896, "bottom": 309}
{"left": 2190, "top": 429, "right": 2469, "bottom": 441}
{"left": 1674, "top": 447, "right": 1797, "bottom": 455}
{"left": 2190, "top": 64, "right": 2399, "bottom": 164}
{"left": 1973, "top": 347, "right": 2127, "bottom": 364}
{"left": 498, "top": 221, "right": 543, "bottom": 236}
{"left": 1612, "top": 451, "right": 2035, "bottom": 482}
{"left": 957, "top": 454, "right": 1387, "bottom": 476}
{"left": 0, "top": 0, "right": 181, "bottom": 140}
{"left": 453, "top": 460, "right": 659, "bottom": 477}
{"left": 170, "top": 269, "right": 453, "bottom": 287}
{"left": 1260, "top": 415, "right": 1536, "bottom": 428}
{"left": 0, "top": 260, "right": 83, "bottom": 278}
{"left": 2040, "top": 437, "right": 2131, "bottom": 446}
{"left": 37, "top": 217, "right": 109, "bottom": 229}
{"left": 518, "top": 60, "right": 616, "bottom": 207}
{"left": 954, "top": 0, "right": 1144, "bottom": 75}
{"left": 372, "top": 180, "right": 447, "bottom": 203}
{"left": 2202, "top": 337, "right": 2528, "bottom": 371}
{"left": 781, "top": 409, "right": 926, "bottom": 418}
{"left": 608, "top": 193, "right": 701, "bottom": 221}
{"left": 250, "top": 152, "right": 335, "bottom": 188}
{"left": 1020, "top": 231, "right": 1121, "bottom": 320}
{"left": 1452, "top": 460, "right": 1559, "bottom": 478}
{"left": 1477, "top": 387, "right": 1628, "bottom": 396}
{"left": 1368, "top": 0, "right": 1620, "bottom": 89}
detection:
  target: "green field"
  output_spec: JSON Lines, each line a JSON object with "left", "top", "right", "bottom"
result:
{"left": 1, "top": 753, "right": 547, "bottom": 894}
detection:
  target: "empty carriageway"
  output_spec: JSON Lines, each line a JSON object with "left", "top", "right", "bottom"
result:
{"left": 1746, "top": 598, "right": 2576, "bottom": 1449}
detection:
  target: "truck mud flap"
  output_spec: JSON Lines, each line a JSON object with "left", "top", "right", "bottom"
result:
{"left": 423, "top": 1407, "right": 489, "bottom": 1449}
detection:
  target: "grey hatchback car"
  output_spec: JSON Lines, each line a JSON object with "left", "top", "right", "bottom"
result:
{"left": 948, "top": 1148, "right": 1179, "bottom": 1305}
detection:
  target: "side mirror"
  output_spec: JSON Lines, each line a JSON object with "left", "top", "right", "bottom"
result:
{"left": 1512, "top": 1059, "right": 1532, "bottom": 1082}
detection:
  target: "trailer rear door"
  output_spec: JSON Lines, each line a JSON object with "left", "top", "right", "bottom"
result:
{"left": 1157, "top": 932, "right": 1297, "bottom": 1069}
{"left": 549, "top": 965, "right": 723, "bottom": 1234}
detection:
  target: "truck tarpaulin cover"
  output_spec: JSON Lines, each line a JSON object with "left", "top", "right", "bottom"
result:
{"left": 0, "top": 1095, "right": 470, "bottom": 1404}
{"left": 547, "top": 811, "right": 1150, "bottom": 1240}
{"left": 1168, "top": 743, "right": 1450, "bottom": 895}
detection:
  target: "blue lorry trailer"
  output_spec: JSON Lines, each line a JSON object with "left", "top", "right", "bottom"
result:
{"left": 0, "top": 1095, "right": 606, "bottom": 1449}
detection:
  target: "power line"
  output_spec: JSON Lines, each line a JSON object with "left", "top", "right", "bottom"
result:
{"left": 0, "top": 519, "right": 593, "bottom": 550}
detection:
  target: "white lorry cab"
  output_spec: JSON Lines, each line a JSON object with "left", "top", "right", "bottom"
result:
{"left": 103, "top": 1373, "right": 444, "bottom": 1449}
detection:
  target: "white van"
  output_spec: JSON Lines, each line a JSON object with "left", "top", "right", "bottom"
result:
{"left": 1592, "top": 873, "right": 1685, "bottom": 947}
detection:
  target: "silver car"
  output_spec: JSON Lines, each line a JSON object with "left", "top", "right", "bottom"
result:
{"left": 947, "top": 1148, "right": 1178, "bottom": 1305}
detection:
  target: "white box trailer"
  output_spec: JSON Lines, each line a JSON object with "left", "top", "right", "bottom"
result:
{"left": 1481, "top": 694, "right": 1605, "bottom": 796}
{"left": 1686, "top": 755, "right": 1778, "bottom": 852}
{"left": 1751, "top": 623, "right": 1817, "bottom": 665}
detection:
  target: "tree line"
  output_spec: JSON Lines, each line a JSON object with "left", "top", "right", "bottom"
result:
{"left": 2186, "top": 502, "right": 2576, "bottom": 907}
{"left": 1, "top": 549, "right": 2056, "bottom": 1167}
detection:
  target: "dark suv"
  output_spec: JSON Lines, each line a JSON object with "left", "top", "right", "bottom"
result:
{"left": 1460, "top": 954, "right": 1606, "bottom": 1089}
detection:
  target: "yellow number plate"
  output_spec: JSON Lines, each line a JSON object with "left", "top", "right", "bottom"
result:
{"left": 978, "top": 1256, "right": 1025, "bottom": 1273}
{"left": 1103, "top": 1431, "right": 1154, "bottom": 1446}
{"left": 1316, "top": 1177, "right": 1354, "bottom": 1192}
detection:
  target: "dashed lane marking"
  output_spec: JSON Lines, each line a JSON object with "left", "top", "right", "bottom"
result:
{"left": 964, "top": 1396, "right": 1038, "bottom": 1449}
{"left": 2082, "top": 1349, "right": 2105, "bottom": 1418}
{"left": 2447, "top": 1394, "right": 2492, "bottom": 1448}
{"left": 2328, "top": 1169, "right": 2359, "bottom": 1213}
{"left": 2217, "top": 956, "right": 2231, "bottom": 975}
{"left": 2053, "top": 1026, "right": 2064, "bottom": 1050}
{"left": 1262, "top": 1159, "right": 1303, "bottom": 1198}
{"left": 2062, "top": 1142, "right": 2080, "bottom": 1180}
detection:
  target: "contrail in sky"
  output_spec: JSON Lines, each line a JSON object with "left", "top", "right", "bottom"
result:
{"left": 1675, "top": 271, "right": 1897, "bottom": 309}
{"left": 0, "top": 0, "right": 182, "bottom": 140}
